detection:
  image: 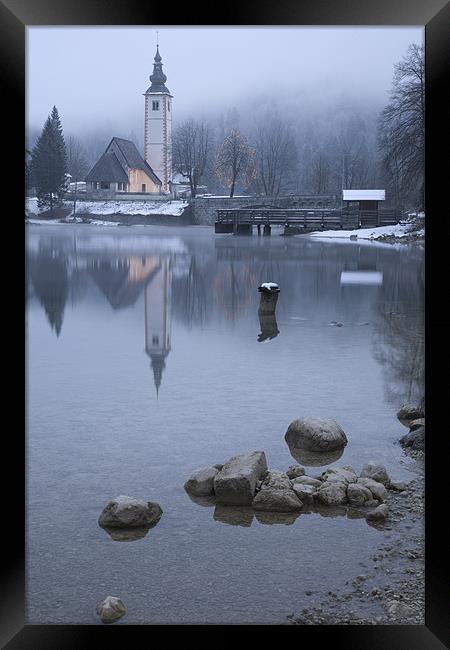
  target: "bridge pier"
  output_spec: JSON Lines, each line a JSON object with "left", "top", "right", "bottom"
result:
{"left": 257, "top": 224, "right": 261, "bottom": 236}
{"left": 263, "top": 224, "right": 271, "bottom": 236}
{"left": 234, "top": 223, "right": 252, "bottom": 236}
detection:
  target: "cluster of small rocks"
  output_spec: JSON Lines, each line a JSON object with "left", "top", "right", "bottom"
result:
{"left": 185, "top": 452, "right": 398, "bottom": 524}
{"left": 397, "top": 402, "right": 425, "bottom": 452}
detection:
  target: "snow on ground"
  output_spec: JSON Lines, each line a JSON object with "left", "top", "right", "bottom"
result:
{"left": 25, "top": 197, "right": 188, "bottom": 217}
{"left": 307, "top": 223, "right": 422, "bottom": 240}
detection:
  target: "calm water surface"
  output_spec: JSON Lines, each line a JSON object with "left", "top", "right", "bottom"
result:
{"left": 26, "top": 225, "right": 424, "bottom": 624}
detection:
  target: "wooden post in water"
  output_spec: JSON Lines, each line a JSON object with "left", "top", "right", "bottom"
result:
{"left": 258, "top": 282, "right": 280, "bottom": 315}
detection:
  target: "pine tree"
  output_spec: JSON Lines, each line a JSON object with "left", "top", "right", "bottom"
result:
{"left": 30, "top": 106, "right": 68, "bottom": 213}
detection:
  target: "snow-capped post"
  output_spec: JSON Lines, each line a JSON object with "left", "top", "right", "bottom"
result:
{"left": 258, "top": 282, "right": 280, "bottom": 315}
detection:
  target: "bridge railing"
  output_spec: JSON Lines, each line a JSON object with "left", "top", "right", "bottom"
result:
{"left": 217, "top": 208, "right": 401, "bottom": 229}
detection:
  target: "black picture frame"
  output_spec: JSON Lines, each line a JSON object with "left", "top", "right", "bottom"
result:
{"left": 3, "top": 0, "right": 449, "bottom": 646}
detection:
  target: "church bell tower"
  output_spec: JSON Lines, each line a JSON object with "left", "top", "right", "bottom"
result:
{"left": 143, "top": 44, "right": 173, "bottom": 194}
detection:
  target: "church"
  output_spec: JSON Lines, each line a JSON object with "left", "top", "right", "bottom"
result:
{"left": 85, "top": 45, "right": 173, "bottom": 196}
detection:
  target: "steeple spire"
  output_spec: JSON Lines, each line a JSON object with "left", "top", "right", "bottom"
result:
{"left": 149, "top": 45, "right": 169, "bottom": 93}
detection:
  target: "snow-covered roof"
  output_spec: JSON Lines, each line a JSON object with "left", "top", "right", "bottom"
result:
{"left": 342, "top": 190, "right": 385, "bottom": 201}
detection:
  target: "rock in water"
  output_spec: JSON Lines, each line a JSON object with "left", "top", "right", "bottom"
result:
{"left": 397, "top": 404, "right": 425, "bottom": 422}
{"left": 408, "top": 418, "right": 425, "bottom": 432}
{"left": 260, "top": 470, "right": 292, "bottom": 491}
{"left": 252, "top": 487, "right": 303, "bottom": 512}
{"left": 184, "top": 466, "right": 219, "bottom": 496}
{"left": 96, "top": 596, "right": 126, "bottom": 624}
{"left": 357, "top": 478, "right": 388, "bottom": 502}
{"left": 213, "top": 451, "right": 268, "bottom": 505}
{"left": 400, "top": 426, "right": 425, "bottom": 451}
{"left": 285, "top": 417, "right": 348, "bottom": 452}
{"left": 366, "top": 504, "right": 389, "bottom": 522}
{"left": 347, "top": 483, "right": 373, "bottom": 506}
{"left": 315, "top": 481, "right": 348, "bottom": 506}
{"left": 292, "top": 483, "right": 317, "bottom": 504}
{"left": 360, "top": 463, "right": 390, "bottom": 486}
{"left": 98, "top": 496, "right": 163, "bottom": 528}
{"left": 286, "top": 465, "right": 305, "bottom": 479}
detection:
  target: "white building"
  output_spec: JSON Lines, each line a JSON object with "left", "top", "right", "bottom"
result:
{"left": 143, "top": 46, "right": 173, "bottom": 194}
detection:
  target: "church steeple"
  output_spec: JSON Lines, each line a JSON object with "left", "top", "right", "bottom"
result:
{"left": 148, "top": 46, "right": 170, "bottom": 94}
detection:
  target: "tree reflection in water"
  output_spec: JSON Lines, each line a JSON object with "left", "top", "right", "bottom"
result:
{"left": 29, "top": 241, "right": 69, "bottom": 337}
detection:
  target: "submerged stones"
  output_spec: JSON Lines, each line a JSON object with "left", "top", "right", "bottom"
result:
{"left": 98, "top": 496, "right": 163, "bottom": 529}
{"left": 285, "top": 417, "right": 348, "bottom": 453}
{"left": 96, "top": 596, "right": 126, "bottom": 624}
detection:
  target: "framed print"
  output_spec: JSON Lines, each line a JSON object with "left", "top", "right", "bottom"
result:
{"left": 2, "top": 0, "right": 449, "bottom": 646}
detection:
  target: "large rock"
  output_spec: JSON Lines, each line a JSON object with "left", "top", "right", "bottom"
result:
{"left": 360, "top": 463, "right": 390, "bottom": 487}
{"left": 318, "top": 467, "right": 357, "bottom": 486}
{"left": 96, "top": 596, "right": 126, "bottom": 624}
{"left": 252, "top": 487, "right": 303, "bottom": 512}
{"left": 286, "top": 465, "right": 305, "bottom": 479}
{"left": 292, "top": 483, "right": 317, "bottom": 504}
{"left": 184, "top": 466, "right": 219, "bottom": 496}
{"left": 213, "top": 451, "right": 268, "bottom": 505}
{"left": 314, "top": 481, "right": 348, "bottom": 506}
{"left": 397, "top": 404, "right": 425, "bottom": 422}
{"left": 357, "top": 478, "right": 388, "bottom": 502}
{"left": 98, "top": 496, "right": 163, "bottom": 529}
{"left": 347, "top": 483, "right": 373, "bottom": 506}
{"left": 409, "top": 418, "right": 425, "bottom": 431}
{"left": 260, "top": 470, "right": 292, "bottom": 491}
{"left": 285, "top": 417, "right": 348, "bottom": 453}
{"left": 292, "top": 476, "right": 323, "bottom": 488}
{"left": 366, "top": 504, "right": 389, "bottom": 522}
{"left": 400, "top": 425, "right": 425, "bottom": 451}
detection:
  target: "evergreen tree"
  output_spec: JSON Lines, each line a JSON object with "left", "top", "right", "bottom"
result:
{"left": 30, "top": 106, "right": 68, "bottom": 212}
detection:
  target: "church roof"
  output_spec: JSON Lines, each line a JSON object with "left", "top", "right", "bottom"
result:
{"left": 85, "top": 137, "right": 162, "bottom": 186}
{"left": 144, "top": 46, "right": 171, "bottom": 94}
{"left": 85, "top": 151, "right": 128, "bottom": 183}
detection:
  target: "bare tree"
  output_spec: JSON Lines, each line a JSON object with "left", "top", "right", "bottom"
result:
{"left": 378, "top": 43, "right": 424, "bottom": 210}
{"left": 66, "top": 135, "right": 89, "bottom": 217}
{"left": 252, "top": 116, "right": 297, "bottom": 196}
{"left": 172, "top": 119, "right": 210, "bottom": 198}
{"left": 214, "top": 129, "right": 256, "bottom": 197}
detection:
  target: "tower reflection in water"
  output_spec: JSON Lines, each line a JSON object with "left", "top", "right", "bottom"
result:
{"left": 144, "top": 257, "right": 172, "bottom": 397}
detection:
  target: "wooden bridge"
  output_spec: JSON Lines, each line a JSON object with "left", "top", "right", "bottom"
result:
{"left": 215, "top": 208, "right": 401, "bottom": 235}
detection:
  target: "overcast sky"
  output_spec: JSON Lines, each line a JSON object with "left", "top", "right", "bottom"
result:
{"left": 26, "top": 26, "right": 423, "bottom": 136}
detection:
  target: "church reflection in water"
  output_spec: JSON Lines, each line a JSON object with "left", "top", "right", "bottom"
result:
{"left": 87, "top": 255, "right": 172, "bottom": 397}
{"left": 144, "top": 257, "right": 172, "bottom": 397}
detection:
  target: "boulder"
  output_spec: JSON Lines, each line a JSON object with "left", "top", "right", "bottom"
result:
{"left": 292, "top": 476, "right": 323, "bottom": 488}
{"left": 408, "top": 418, "right": 425, "bottom": 432}
{"left": 360, "top": 463, "right": 390, "bottom": 487}
{"left": 314, "top": 481, "right": 348, "bottom": 506}
{"left": 184, "top": 466, "right": 219, "bottom": 496}
{"left": 397, "top": 404, "right": 425, "bottom": 422}
{"left": 387, "top": 600, "right": 415, "bottom": 618}
{"left": 96, "top": 596, "right": 126, "bottom": 624}
{"left": 98, "top": 496, "right": 163, "bottom": 529}
{"left": 366, "top": 504, "right": 389, "bottom": 522}
{"left": 101, "top": 526, "right": 151, "bottom": 542}
{"left": 286, "top": 443, "right": 345, "bottom": 467}
{"left": 357, "top": 478, "right": 388, "bottom": 502}
{"left": 389, "top": 480, "right": 409, "bottom": 492}
{"left": 319, "top": 467, "right": 357, "bottom": 486}
{"left": 347, "top": 483, "right": 373, "bottom": 506}
{"left": 213, "top": 451, "right": 268, "bottom": 505}
{"left": 400, "top": 425, "right": 425, "bottom": 451}
{"left": 285, "top": 417, "right": 348, "bottom": 452}
{"left": 292, "top": 483, "right": 317, "bottom": 504}
{"left": 286, "top": 465, "right": 305, "bottom": 479}
{"left": 252, "top": 487, "right": 303, "bottom": 512}
{"left": 260, "top": 470, "right": 292, "bottom": 491}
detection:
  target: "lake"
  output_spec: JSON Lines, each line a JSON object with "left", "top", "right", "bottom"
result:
{"left": 26, "top": 225, "right": 424, "bottom": 624}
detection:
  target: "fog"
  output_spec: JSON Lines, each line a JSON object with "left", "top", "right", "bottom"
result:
{"left": 27, "top": 26, "right": 423, "bottom": 142}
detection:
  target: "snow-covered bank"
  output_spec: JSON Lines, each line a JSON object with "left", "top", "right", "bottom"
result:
{"left": 306, "top": 223, "right": 424, "bottom": 242}
{"left": 25, "top": 197, "right": 189, "bottom": 217}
